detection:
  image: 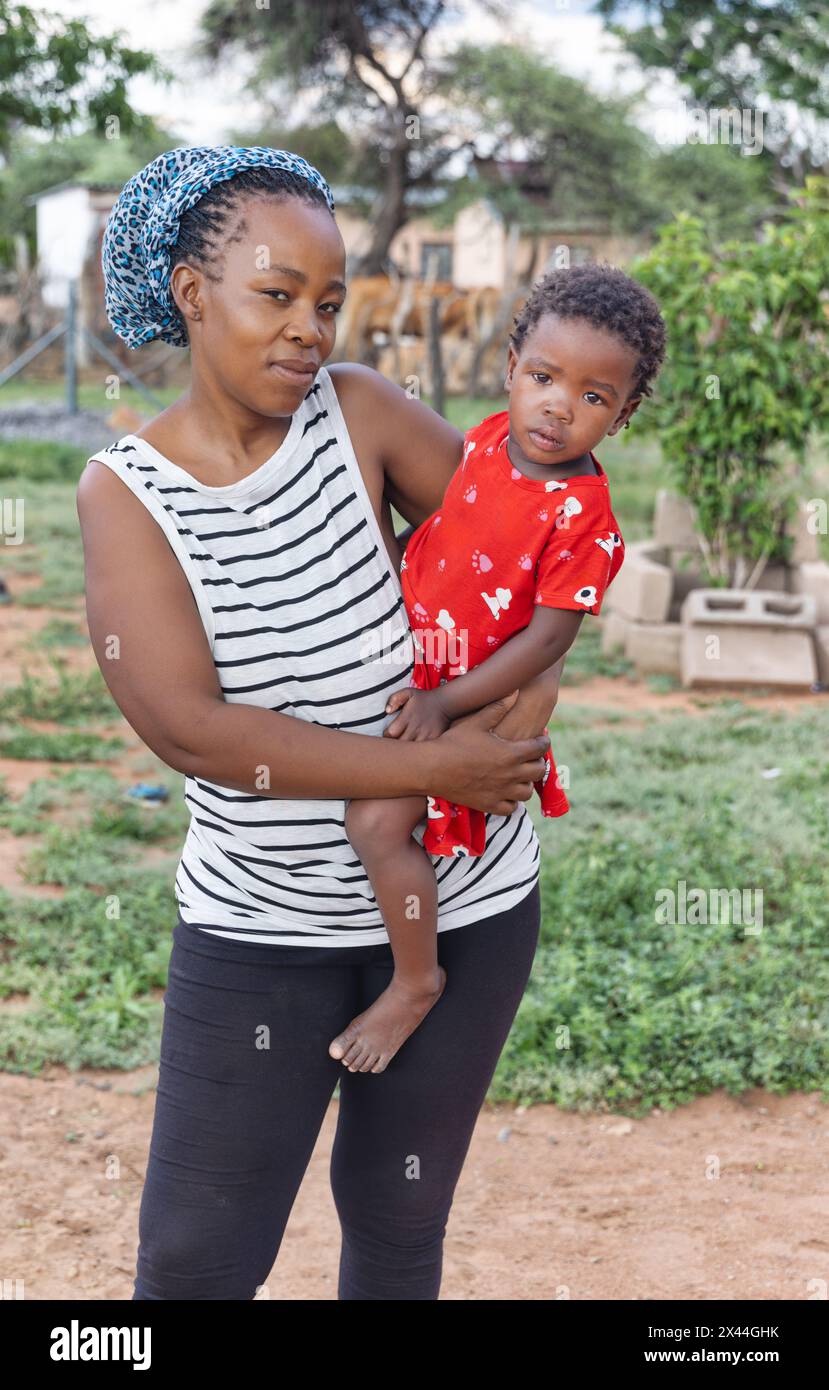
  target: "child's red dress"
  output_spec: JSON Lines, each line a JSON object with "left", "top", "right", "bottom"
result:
{"left": 398, "top": 408, "right": 625, "bottom": 858}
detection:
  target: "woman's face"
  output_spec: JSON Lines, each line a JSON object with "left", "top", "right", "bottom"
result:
{"left": 171, "top": 194, "right": 348, "bottom": 417}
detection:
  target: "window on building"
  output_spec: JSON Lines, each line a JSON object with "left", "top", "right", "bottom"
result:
{"left": 420, "top": 242, "right": 453, "bottom": 281}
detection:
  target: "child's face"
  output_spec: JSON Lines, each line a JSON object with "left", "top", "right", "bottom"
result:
{"left": 504, "top": 313, "right": 642, "bottom": 467}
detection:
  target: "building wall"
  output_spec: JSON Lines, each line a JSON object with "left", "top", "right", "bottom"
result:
{"left": 36, "top": 187, "right": 97, "bottom": 308}
{"left": 453, "top": 201, "right": 508, "bottom": 288}
{"left": 338, "top": 197, "right": 649, "bottom": 288}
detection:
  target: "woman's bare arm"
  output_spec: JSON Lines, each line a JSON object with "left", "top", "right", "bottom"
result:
{"left": 77, "top": 460, "right": 549, "bottom": 815}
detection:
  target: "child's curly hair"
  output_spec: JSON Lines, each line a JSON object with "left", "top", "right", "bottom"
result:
{"left": 509, "top": 262, "right": 667, "bottom": 399}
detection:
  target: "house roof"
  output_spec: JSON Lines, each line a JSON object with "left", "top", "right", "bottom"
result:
{"left": 26, "top": 180, "right": 122, "bottom": 206}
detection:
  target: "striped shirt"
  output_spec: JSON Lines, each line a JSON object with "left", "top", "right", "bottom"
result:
{"left": 90, "top": 366, "right": 540, "bottom": 946}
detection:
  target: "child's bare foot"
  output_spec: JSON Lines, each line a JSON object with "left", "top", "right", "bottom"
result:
{"left": 329, "top": 967, "right": 447, "bottom": 1074}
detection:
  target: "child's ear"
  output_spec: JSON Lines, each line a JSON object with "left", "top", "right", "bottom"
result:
{"left": 606, "top": 395, "right": 642, "bottom": 436}
{"left": 504, "top": 342, "right": 518, "bottom": 391}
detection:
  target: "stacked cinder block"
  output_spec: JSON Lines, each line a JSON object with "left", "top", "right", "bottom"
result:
{"left": 600, "top": 539, "right": 679, "bottom": 674}
{"left": 680, "top": 590, "right": 817, "bottom": 689}
{"left": 794, "top": 560, "right": 829, "bottom": 685}
{"left": 600, "top": 490, "right": 829, "bottom": 688}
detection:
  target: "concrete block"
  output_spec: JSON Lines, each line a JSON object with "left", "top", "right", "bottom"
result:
{"left": 753, "top": 564, "right": 791, "bottom": 593}
{"left": 625, "top": 621, "right": 682, "bottom": 676}
{"left": 600, "top": 610, "right": 631, "bottom": 655}
{"left": 680, "top": 588, "right": 817, "bottom": 688}
{"left": 604, "top": 540, "right": 672, "bottom": 623}
{"left": 815, "top": 625, "right": 829, "bottom": 685}
{"left": 680, "top": 588, "right": 817, "bottom": 630}
{"left": 787, "top": 501, "right": 821, "bottom": 566}
{"left": 668, "top": 562, "right": 704, "bottom": 622}
{"left": 792, "top": 560, "right": 829, "bottom": 623}
{"left": 654, "top": 490, "right": 700, "bottom": 550}
{"left": 681, "top": 626, "right": 817, "bottom": 689}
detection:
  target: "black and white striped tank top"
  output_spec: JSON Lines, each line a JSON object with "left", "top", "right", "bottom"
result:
{"left": 91, "top": 366, "right": 540, "bottom": 946}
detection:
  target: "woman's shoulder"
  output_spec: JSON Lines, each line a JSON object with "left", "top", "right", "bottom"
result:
{"left": 326, "top": 362, "right": 462, "bottom": 439}
{"left": 326, "top": 360, "right": 434, "bottom": 426}
{"left": 325, "top": 362, "right": 464, "bottom": 512}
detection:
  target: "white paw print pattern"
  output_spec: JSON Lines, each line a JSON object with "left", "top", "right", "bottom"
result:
{"left": 471, "top": 549, "right": 493, "bottom": 573}
{"left": 595, "top": 531, "right": 622, "bottom": 558}
{"left": 555, "top": 496, "right": 583, "bottom": 527}
{"left": 518, "top": 553, "right": 532, "bottom": 569}
{"left": 463, "top": 483, "right": 477, "bottom": 503}
{"left": 482, "top": 587, "right": 512, "bottom": 620}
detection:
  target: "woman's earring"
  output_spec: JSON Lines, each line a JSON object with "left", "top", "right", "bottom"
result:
{"left": 624, "top": 420, "right": 630, "bottom": 429}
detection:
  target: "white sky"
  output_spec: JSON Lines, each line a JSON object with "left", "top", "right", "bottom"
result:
{"left": 27, "top": 0, "right": 683, "bottom": 147}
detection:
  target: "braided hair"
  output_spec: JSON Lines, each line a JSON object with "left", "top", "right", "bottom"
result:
{"left": 172, "top": 165, "right": 334, "bottom": 289}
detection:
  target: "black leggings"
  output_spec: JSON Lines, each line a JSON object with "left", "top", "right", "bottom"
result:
{"left": 132, "top": 877, "right": 540, "bottom": 1300}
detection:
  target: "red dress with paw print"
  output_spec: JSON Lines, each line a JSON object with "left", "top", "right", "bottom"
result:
{"left": 398, "top": 409, "right": 625, "bottom": 858}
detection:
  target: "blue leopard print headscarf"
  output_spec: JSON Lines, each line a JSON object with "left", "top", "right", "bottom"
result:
{"left": 101, "top": 145, "right": 336, "bottom": 350}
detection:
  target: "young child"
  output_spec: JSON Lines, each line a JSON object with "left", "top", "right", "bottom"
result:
{"left": 330, "top": 262, "right": 667, "bottom": 1074}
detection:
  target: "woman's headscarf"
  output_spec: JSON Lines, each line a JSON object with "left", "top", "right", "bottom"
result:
{"left": 101, "top": 145, "right": 336, "bottom": 351}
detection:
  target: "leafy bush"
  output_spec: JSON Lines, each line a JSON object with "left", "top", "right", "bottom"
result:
{"left": 633, "top": 176, "right": 829, "bottom": 585}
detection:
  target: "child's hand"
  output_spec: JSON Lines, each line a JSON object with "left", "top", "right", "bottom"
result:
{"left": 383, "top": 687, "right": 451, "bottom": 741}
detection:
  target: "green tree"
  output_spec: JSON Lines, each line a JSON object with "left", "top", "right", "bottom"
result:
{"left": 0, "top": 127, "right": 178, "bottom": 269}
{"left": 596, "top": 0, "right": 829, "bottom": 193}
{"left": 196, "top": 0, "right": 472, "bottom": 275}
{"left": 642, "top": 140, "right": 773, "bottom": 241}
{"left": 632, "top": 176, "right": 829, "bottom": 585}
{"left": 0, "top": 1, "right": 166, "bottom": 162}
{"left": 432, "top": 42, "right": 656, "bottom": 235}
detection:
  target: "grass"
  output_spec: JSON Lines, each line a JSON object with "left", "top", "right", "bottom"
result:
{"left": 0, "top": 877, "right": 176, "bottom": 1073}
{"left": 0, "top": 470, "right": 88, "bottom": 606}
{"left": 0, "top": 765, "right": 189, "bottom": 1072}
{"left": 0, "top": 437, "right": 91, "bottom": 483}
{"left": 489, "top": 702, "right": 829, "bottom": 1113}
{"left": 559, "top": 619, "right": 636, "bottom": 685}
{"left": 0, "top": 662, "right": 118, "bottom": 723}
{"left": 0, "top": 766, "right": 187, "bottom": 838}
{"left": 0, "top": 728, "right": 124, "bottom": 761}
{"left": 28, "top": 618, "right": 87, "bottom": 649}
{"left": 0, "top": 378, "right": 180, "bottom": 414}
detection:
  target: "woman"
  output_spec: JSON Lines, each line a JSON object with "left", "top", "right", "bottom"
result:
{"left": 78, "top": 146, "right": 561, "bottom": 1300}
